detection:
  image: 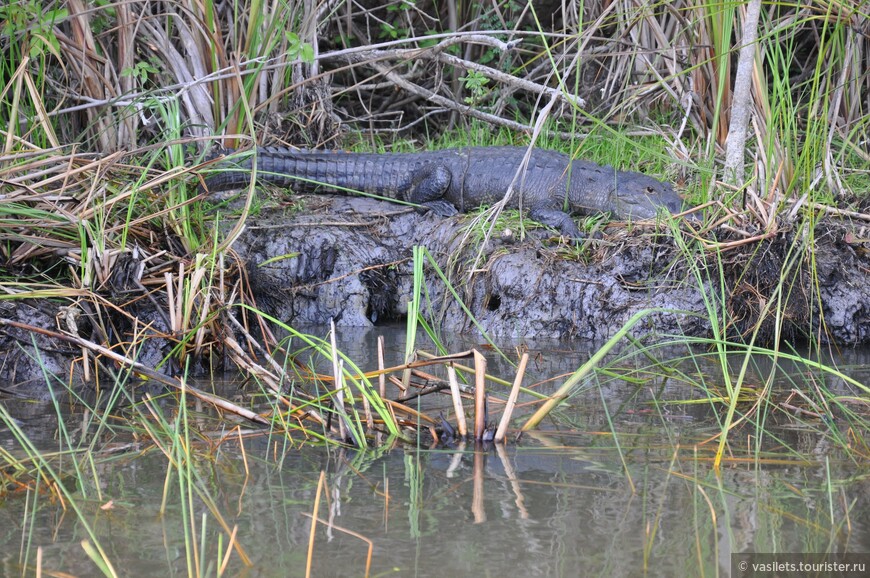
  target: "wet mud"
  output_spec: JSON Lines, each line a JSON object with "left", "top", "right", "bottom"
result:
{"left": 235, "top": 196, "right": 868, "bottom": 344}
{"left": 3, "top": 196, "right": 867, "bottom": 397}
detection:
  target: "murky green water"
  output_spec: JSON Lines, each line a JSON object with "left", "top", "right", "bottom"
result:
{"left": 1, "top": 328, "right": 868, "bottom": 577}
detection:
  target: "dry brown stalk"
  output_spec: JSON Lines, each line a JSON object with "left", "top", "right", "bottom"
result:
{"left": 447, "top": 362, "right": 467, "bottom": 437}
{"left": 329, "top": 320, "right": 349, "bottom": 443}
{"left": 0, "top": 317, "right": 267, "bottom": 425}
{"left": 382, "top": 399, "right": 435, "bottom": 425}
{"left": 473, "top": 350, "right": 487, "bottom": 440}
{"left": 225, "top": 354, "right": 329, "bottom": 432}
{"left": 415, "top": 350, "right": 510, "bottom": 388}
{"left": 494, "top": 352, "right": 529, "bottom": 443}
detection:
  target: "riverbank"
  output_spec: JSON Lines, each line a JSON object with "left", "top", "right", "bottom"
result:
{"left": 4, "top": 192, "right": 867, "bottom": 398}
{"left": 234, "top": 195, "right": 867, "bottom": 345}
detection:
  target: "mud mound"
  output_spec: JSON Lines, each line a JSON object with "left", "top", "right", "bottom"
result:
{"left": 233, "top": 196, "right": 868, "bottom": 344}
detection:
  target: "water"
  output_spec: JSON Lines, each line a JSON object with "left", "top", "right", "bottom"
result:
{"left": 1, "top": 326, "right": 868, "bottom": 577}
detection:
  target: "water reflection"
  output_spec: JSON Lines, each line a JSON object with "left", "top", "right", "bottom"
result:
{"left": 0, "top": 327, "right": 868, "bottom": 576}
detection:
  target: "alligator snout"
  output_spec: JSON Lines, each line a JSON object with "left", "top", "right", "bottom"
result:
{"left": 612, "top": 174, "right": 687, "bottom": 220}
{"left": 662, "top": 190, "right": 685, "bottom": 214}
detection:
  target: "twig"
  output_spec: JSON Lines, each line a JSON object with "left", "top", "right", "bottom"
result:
{"left": 792, "top": 201, "right": 870, "bottom": 223}
{"left": 382, "top": 399, "right": 436, "bottom": 424}
{"left": 291, "top": 258, "right": 410, "bottom": 291}
{"left": 394, "top": 382, "right": 451, "bottom": 403}
{"left": 225, "top": 311, "right": 293, "bottom": 385}
{"left": 0, "top": 318, "right": 268, "bottom": 424}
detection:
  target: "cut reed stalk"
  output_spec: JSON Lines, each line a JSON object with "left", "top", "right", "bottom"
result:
{"left": 377, "top": 335, "right": 386, "bottom": 399}
{"left": 329, "top": 320, "right": 348, "bottom": 442}
{"left": 473, "top": 350, "right": 487, "bottom": 440}
{"left": 447, "top": 363, "right": 467, "bottom": 437}
{"left": 494, "top": 352, "right": 529, "bottom": 443}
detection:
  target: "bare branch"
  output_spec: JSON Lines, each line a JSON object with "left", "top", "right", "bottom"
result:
{"left": 724, "top": 0, "right": 763, "bottom": 185}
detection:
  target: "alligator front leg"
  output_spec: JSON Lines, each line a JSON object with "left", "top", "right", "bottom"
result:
{"left": 406, "top": 164, "right": 457, "bottom": 216}
{"left": 528, "top": 207, "right": 583, "bottom": 239}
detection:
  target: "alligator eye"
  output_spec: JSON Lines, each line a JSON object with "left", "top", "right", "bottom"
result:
{"left": 645, "top": 186, "right": 655, "bottom": 194}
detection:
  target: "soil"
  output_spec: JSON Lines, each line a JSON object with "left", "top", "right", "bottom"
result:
{"left": 234, "top": 195, "right": 868, "bottom": 344}
{"left": 3, "top": 195, "right": 868, "bottom": 397}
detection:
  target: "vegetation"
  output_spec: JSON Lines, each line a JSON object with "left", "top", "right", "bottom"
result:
{"left": 0, "top": 0, "right": 868, "bottom": 575}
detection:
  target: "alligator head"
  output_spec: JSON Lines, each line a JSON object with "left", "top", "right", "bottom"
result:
{"left": 610, "top": 172, "right": 687, "bottom": 221}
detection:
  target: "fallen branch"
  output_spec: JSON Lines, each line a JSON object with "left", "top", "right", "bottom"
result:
{"left": 0, "top": 318, "right": 268, "bottom": 425}
{"left": 325, "top": 33, "right": 584, "bottom": 136}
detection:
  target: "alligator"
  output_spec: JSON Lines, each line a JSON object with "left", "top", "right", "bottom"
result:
{"left": 200, "top": 146, "right": 686, "bottom": 238}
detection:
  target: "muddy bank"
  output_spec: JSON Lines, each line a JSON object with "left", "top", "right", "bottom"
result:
{"left": 3, "top": 196, "right": 867, "bottom": 399}
{"left": 0, "top": 301, "right": 85, "bottom": 400}
{"left": 234, "top": 195, "right": 869, "bottom": 345}
{"left": 0, "top": 298, "right": 175, "bottom": 400}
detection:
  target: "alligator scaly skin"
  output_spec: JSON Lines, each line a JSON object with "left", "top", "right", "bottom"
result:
{"left": 201, "top": 146, "right": 685, "bottom": 238}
